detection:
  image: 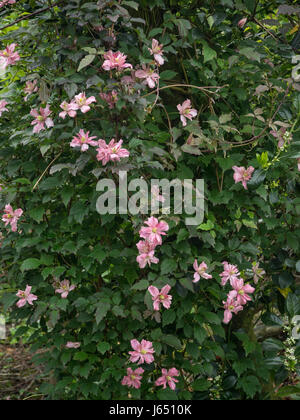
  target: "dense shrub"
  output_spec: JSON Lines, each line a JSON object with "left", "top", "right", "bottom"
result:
{"left": 0, "top": 0, "right": 300, "bottom": 400}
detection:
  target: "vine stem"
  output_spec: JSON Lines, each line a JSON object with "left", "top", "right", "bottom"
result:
{"left": 0, "top": 1, "right": 62, "bottom": 32}
{"left": 142, "top": 83, "right": 227, "bottom": 98}
{"left": 32, "top": 151, "right": 62, "bottom": 191}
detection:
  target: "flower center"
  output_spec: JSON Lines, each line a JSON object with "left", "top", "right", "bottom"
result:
{"left": 130, "top": 375, "right": 136, "bottom": 380}
{"left": 152, "top": 228, "right": 157, "bottom": 233}
{"left": 141, "top": 349, "right": 147, "bottom": 355}
{"left": 166, "top": 376, "right": 171, "bottom": 381}
{"left": 159, "top": 294, "right": 165, "bottom": 300}
{"left": 37, "top": 116, "right": 44, "bottom": 121}
{"left": 229, "top": 305, "right": 234, "bottom": 310}
{"left": 238, "top": 289, "right": 244, "bottom": 295}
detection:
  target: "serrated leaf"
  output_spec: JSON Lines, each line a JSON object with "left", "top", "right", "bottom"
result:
{"left": 77, "top": 54, "right": 96, "bottom": 72}
{"left": 20, "top": 258, "right": 41, "bottom": 272}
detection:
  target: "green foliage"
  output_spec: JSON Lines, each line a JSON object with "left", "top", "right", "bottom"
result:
{"left": 0, "top": 0, "right": 300, "bottom": 400}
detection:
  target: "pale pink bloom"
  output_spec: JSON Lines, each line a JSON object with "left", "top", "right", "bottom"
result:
{"left": 238, "top": 18, "right": 247, "bottom": 28}
{"left": 139, "top": 217, "right": 169, "bottom": 246}
{"left": 0, "top": 43, "right": 20, "bottom": 68}
{"left": 135, "top": 65, "right": 159, "bottom": 89}
{"left": 148, "top": 285, "right": 172, "bottom": 311}
{"left": 2, "top": 204, "right": 23, "bottom": 232}
{"left": 229, "top": 278, "right": 255, "bottom": 306}
{"left": 0, "top": 0, "right": 16, "bottom": 8}
{"left": 96, "top": 138, "right": 130, "bottom": 165}
{"left": 99, "top": 90, "right": 118, "bottom": 109}
{"left": 16, "top": 285, "right": 37, "bottom": 308}
{"left": 155, "top": 368, "right": 179, "bottom": 390}
{"left": 121, "top": 367, "right": 144, "bottom": 389}
{"left": 0, "top": 100, "right": 8, "bottom": 116}
{"left": 220, "top": 261, "right": 240, "bottom": 286}
{"left": 129, "top": 339, "right": 155, "bottom": 365}
{"left": 65, "top": 341, "right": 81, "bottom": 349}
{"left": 252, "top": 262, "right": 265, "bottom": 284}
{"left": 59, "top": 100, "right": 78, "bottom": 119}
{"left": 148, "top": 39, "right": 165, "bottom": 66}
{"left": 55, "top": 279, "right": 76, "bottom": 299}
{"left": 136, "top": 240, "right": 156, "bottom": 254}
{"left": 223, "top": 296, "right": 243, "bottom": 324}
{"left": 137, "top": 251, "right": 159, "bottom": 269}
{"left": 177, "top": 99, "right": 198, "bottom": 127}
{"left": 102, "top": 50, "right": 133, "bottom": 72}
{"left": 74, "top": 92, "right": 96, "bottom": 113}
{"left": 151, "top": 185, "right": 165, "bottom": 204}
{"left": 232, "top": 166, "right": 255, "bottom": 190}
{"left": 70, "top": 129, "right": 98, "bottom": 152}
{"left": 30, "top": 105, "right": 54, "bottom": 133}
{"left": 24, "top": 80, "right": 38, "bottom": 101}
{"left": 193, "top": 260, "right": 212, "bottom": 283}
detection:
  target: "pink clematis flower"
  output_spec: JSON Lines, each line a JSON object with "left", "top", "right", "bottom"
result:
{"left": 59, "top": 100, "right": 78, "bottom": 119}
{"left": 0, "top": 0, "right": 16, "bottom": 8}
{"left": 0, "top": 43, "right": 20, "bottom": 68}
{"left": 155, "top": 368, "right": 180, "bottom": 390}
{"left": 135, "top": 65, "right": 159, "bottom": 89}
{"left": 220, "top": 261, "right": 240, "bottom": 286}
{"left": 238, "top": 18, "right": 247, "bottom": 28}
{"left": 102, "top": 51, "right": 133, "bottom": 72}
{"left": 55, "top": 280, "right": 76, "bottom": 299}
{"left": 139, "top": 217, "right": 169, "bottom": 246}
{"left": 229, "top": 278, "right": 255, "bottom": 306}
{"left": 137, "top": 251, "right": 159, "bottom": 269}
{"left": 74, "top": 92, "right": 96, "bottom": 113}
{"left": 24, "top": 80, "right": 38, "bottom": 101}
{"left": 65, "top": 341, "right": 81, "bottom": 349}
{"left": 177, "top": 99, "right": 198, "bottom": 127}
{"left": 129, "top": 339, "right": 155, "bottom": 365}
{"left": 30, "top": 105, "right": 54, "bottom": 133}
{"left": 136, "top": 240, "right": 156, "bottom": 254}
{"left": 70, "top": 129, "right": 98, "bottom": 152}
{"left": 193, "top": 260, "right": 212, "bottom": 283}
{"left": 16, "top": 285, "right": 37, "bottom": 308}
{"left": 96, "top": 138, "right": 130, "bottom": 165}
{"left": 252, "top": 262, "right": 266, "bottom": 284}
{"left": 121, "top": 367, "right": 144, "bottom": 389}
{"left": 148, "top": 39, "right": 165, "bottom": 66}
{"left": 148, "top": 285, "right": 172, "bottom": 311}
{"left": 232, "top": 166, "right": 255, "bottom": 190}
{"left": 0, "top": 100, "right": 8, "bottom": 116}
{"left": 99, "top": 90, "right": 118, "bottom": 109}
{"left": 223, "top": 296, "right": 243, "bottom": 324}
{"left": 2, "top": 204, "right": 23, "bottom": 232}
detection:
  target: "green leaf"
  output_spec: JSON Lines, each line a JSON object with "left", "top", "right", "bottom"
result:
{"left": 193, "top": 378, "right": 210, "bottom": 391}
{"left": 162, "top": 310, "right": 176, "bottom": 327}
{"left": 132, "top": 279, "right": 149, "bottom": 291}
{"left": 201, "top": 41, "right": 217, "bottom": 62}
{"left": 73, "top": 352, "right": 89, "bottom": 361}
{"left": 160, "top": 70, "right": 177, "bottom": 81}
{"left": 161, "top": 335, "right": 181, "bottom": 349}
{"left": 161, "top": 259, "right": 177, "bottom": 275}
{"left": 20, "top": 258, "right": 41, "bottom": 272}
{"left": 237, "top": 375, "right": 261, "bottom": 399}
{"left": 77, "top": 54, "right": 96, "bottom": 72}
{"left": 97, "top": 342, "right": 110, "bottom": 355}
{"left": 95, "top": 302, "right": 110, "bottom": 324}
{"left": 29, "top": 206, "right": 44, "bottom": 223}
